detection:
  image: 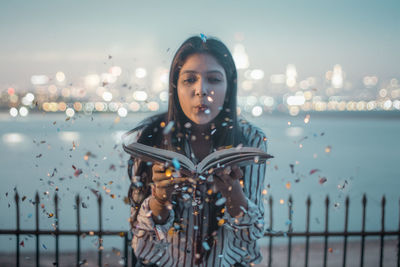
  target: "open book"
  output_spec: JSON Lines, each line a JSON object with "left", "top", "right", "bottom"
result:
{"left": 123, "top": 142, "right": 273, "bottom": 177}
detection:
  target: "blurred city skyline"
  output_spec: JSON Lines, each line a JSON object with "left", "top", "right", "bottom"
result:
{"left": 1, "top": 0, "right": 400, "bottom": 117}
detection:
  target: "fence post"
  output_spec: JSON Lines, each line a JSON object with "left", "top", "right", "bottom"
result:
{"left": 304, "top": 196, "right": 311, "bottom": 267}
{"left": 360, "top": 194, "right": 367, "bottom": 267}
{"left": 54, "top": 192, "right": 59, "bottom": 267}
{"left": 268, "top": 196, "right": 273, "bottom": 267}
{"left": 287, "top": 195, "right": 293, "bottom": 267}
{"left": 35, "top": 191, "right": 40, "bottom": 267}
{"left": 76, "top": 194, "right": 81, "bottom": 267}
{"left": 15, "top": 191, "right": 20, "bottom": 267}
{"left": 342, "top": 196, "right": 349, "bottom": 267}
{"left": 98, "top": 194, "right": 103, "bottom": 267}
{"left": 323, "top": 195, "right": 329, "bottom": 267}
{"left": 379, "top": 195, "right": 386, "bottom": 267}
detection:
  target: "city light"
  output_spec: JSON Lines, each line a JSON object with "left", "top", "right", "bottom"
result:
{"left": 117, "top": 107, "right": 128, "bottom": 117}
{"left": 135, "top": 68, "right": 147, "bottom": 78}
{"left": 66, "top": 108, "right": 75, "bottom": 117}
{"left": 133, "top": 90, "right": 148, "bottom": 101}
{"left": 31, "top": 75, "right": 49, "bottom": 85}
{"left": 102, "top": 91, "right": 113, "bottom": 102}
{"left": 19, "top": 107, "right": 29, "bottom": 117}
{"left": 56, "top": 72, "right": 66, "bottom": 82}
{"left": 9, "top": 108, "right": 18, "bottom": 117}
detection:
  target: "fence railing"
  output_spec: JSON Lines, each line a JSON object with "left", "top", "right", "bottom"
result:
{"left": 0, "top": 191, "right": 399, "bottom": 267}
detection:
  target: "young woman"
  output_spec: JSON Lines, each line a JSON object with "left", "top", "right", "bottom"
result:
{"left": 125, "top": 35, "right": 269, "bottom": 267}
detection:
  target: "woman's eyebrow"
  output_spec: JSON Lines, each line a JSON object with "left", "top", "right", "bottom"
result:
{"left": 181, "top": 70, "right": 224, "bottom": 75}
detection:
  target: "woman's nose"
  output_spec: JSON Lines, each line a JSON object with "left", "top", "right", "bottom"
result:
{"left": 195, "top": 80, "right": 208, "bottom": 96}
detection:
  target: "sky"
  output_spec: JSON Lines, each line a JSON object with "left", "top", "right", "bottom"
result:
{"left": 1, "top": 0, "right": 399, "bottom": 90}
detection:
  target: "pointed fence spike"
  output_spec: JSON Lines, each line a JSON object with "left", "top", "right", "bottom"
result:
{"left": 35, "top": 191, "right": 40, "bottom": 203}
{"left": 15, "top": 191, "right": 19, "bottom": 202}
{"left": 306, "top": 195, "right": 311, "bottom": 205}
{"left": 325, "top": 195, "right": 330, "bottom": 206}
{"left": 362, "top": 194, "right": 367, "bottom": 205}
{"left": 345, "top": 196, "right": 350, "bottom": 206}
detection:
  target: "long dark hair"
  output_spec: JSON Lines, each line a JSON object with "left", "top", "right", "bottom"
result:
{"left": 130, "top": 35, "right": 244, "bottom": 264}
{"left": 164, "top": 35, "right": 242, "bottom": 152}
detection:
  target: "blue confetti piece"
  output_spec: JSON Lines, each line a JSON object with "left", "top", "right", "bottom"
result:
{"left": 172, "top": 158, "right": 180, "bottom": 170}
{"left": 200, "top": 33, "right": 207, "bottom": 43}
{"left": 42, "top": 243, "right": 47, "bottom": 250}
{"left": 285, "top": 219, "right": 292, "bottom": 225}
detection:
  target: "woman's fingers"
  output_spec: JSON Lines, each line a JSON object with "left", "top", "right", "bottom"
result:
{"left": 231, "top": 165, "right": 243, "bottom": 180}
{"left": 154, "top": 177, "right": 187, "bottom": 188}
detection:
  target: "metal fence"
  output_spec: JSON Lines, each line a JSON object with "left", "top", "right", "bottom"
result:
{"left": 0, "top": 191, "right": 399, "bottom": 267}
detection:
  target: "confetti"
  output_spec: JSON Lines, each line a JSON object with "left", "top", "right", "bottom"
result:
{"left": 36, "top": 154, "right": 42, "bottom": 158}
{"left": 163, "top": 121, "right": 174, "bottom": 135}
{"left": 286, "top": 182, "right": 291, "bottom": 189}
{"left": 309, "top": 169, "right": 320, "bottom": 175}
{"left": 42, "top": 243, "right": 47, "bottom": 250}
{"left": 325, "top": 146, "right": 332, "bottom": 153}
{"left": 200, "top": 33, "right": 207, "bottom": 42}
{"left": 172, "top": 158, "right": 180, "bottom": 170}
{"left": 319, "top": 177, "right": 327, "bottom": 184}
{"left": 289, "top": 164, "right": 294, "bottom": 173}
{"left": 215, "top": 197, "right": 226, "bottom": 206}
{"left": 202, "top": 241, "right": 210, "bottom": 251}
{"left": 328, "top": 248, "right": 333, "bottom": 253}
{"left": 20, "top": 241, "right": 24, "bottom": 247}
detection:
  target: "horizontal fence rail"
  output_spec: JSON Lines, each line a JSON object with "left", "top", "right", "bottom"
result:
{"left": 0, "top": 191, "right": 399, "bottom": 267}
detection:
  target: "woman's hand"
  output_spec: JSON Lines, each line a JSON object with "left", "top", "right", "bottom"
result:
{"left": 152, "top": 163, "right": 186, "bottom": 203}
{"left": 214, "top": 165, "right": 243, "bottom": 198}
{"left": 214, "top": 165, "right": 248, "bottom": 217}
{"left": 150, "top": 163, "right": 186, "bottom": 224}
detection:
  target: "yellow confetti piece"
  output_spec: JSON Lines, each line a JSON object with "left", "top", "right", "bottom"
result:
{"left": 89, "top": 231, "right": 94, "bottom": 236}
{"left": 287, "top": 121, "right": 291, "bottom": 126}
{"left": 286, "top": 182, "right": 291, "bottom": 189}
{"left": 168, "top": 227, "right": 175, "bottom": 236}
{"left": 279, "top": 199, "right": 285, "bottom": 205}
{"left": 165, "top": 169, "right": 172, "bottom": 177}
{"left": 221, "top": 208, "right": 225, "bottom": 213}
{"left": 160, "top": 121, "right": 166, "bottom": 128}
{"left": 218, "top": 219, "right": 225, "bottom": 226}
{"left": 325, "top": 146, "right": 332, "bottom": 153}
{"left": 48, "top": 213, "right": 54, "bottom": 218}
{"left": 119, "top": 232, "right": 125, "bottom": 237}
{"left": 114, "top": 116, "right": 120, "bottom": 124}
{"left": 110, "top": 194, "right": 115, "bottom": 199}
{"left": 239, "top": 180, "right": 244, "bottom": 187}
{"left": 207, "top": 189, "right": 213, "bottom": 195}
{"left": 262, "top": 189, "right": 268, "bottom": 195}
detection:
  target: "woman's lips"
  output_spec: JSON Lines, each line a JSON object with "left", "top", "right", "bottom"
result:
{"left": 195, "top": 104, "right": 209, "bottom": 113}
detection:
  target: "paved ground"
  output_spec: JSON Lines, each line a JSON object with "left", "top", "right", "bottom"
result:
{"left": 0, "top": 239, "right": 397, "bottom": 266}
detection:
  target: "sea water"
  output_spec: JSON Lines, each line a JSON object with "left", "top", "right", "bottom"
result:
{"left": 0, "top": 112, "right": 399, "bottom": 252}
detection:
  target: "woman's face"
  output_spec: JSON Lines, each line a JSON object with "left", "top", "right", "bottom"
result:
{"left": 177, "top": 53, "right": 227, "bottom": 125}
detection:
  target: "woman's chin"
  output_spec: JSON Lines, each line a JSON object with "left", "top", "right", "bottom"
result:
{"left": 190, "top": 114, "right": 213, "bottom": 125}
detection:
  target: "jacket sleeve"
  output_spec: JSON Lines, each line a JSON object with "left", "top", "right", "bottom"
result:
{"left": 222, "top": 128, "right": 268, "bottom": 243}
{"left": 128, "top": 156, "right": 175, "bottom": 263}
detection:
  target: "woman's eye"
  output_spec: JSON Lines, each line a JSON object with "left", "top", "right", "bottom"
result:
{"left": 183, "top": 77, "right": 196, "bottom": 84}
{"left": 209, "top": 77, "right": 221, "bottom": 83}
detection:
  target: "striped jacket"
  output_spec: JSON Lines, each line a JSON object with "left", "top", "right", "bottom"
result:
{"left": 126, "top": 115, "right": 269, "bottom": 267}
